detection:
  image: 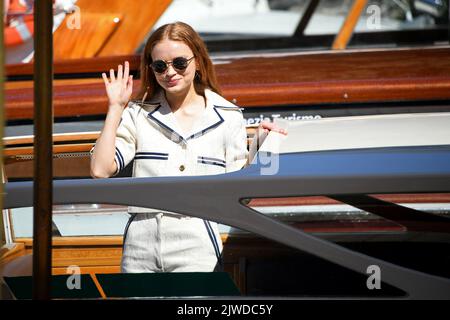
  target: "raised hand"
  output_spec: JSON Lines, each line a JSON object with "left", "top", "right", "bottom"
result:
{"left": 102, "top": 61, "right": 133, "bottom": 109}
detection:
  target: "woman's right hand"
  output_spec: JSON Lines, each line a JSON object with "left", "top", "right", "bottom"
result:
{"left": 102, "top": 61, "right": 133, "bottom": 110}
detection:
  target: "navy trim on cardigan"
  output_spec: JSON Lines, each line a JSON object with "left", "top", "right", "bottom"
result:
{"left": 198, "top": 159, "right": 226, "bottom": 168}
{"left": 135, "top": 156, "right": 168, "bottom": 160}
{"left": 147, "top": 105, "right": 225, "bottom": 143}
{"left": 185, "top": 107, "right": 224, "bottom": 141}
{"left": 203, "top": 220, "right": 223, "bottom": 268}
{"left": 115, "top": 147, "right": 125, "bottom": 171}
{"left": 135, "top": 151, "right": 169, "bottom": 161}
{"left": 147, "top": 105, "right": 185, "bottom": 143}
{"left": 198, "top": 156, "right": 226, "bottom": 164}
{"left": 136, "top": 152, "right": 169, "bottom": 157}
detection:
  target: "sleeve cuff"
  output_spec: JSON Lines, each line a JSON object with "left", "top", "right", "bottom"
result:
{"left": 114, "top": 147, "right": 125, "bottom": 175}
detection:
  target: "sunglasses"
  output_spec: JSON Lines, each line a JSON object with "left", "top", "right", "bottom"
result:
{"left": 150, "top": 56, "right": 195, "bottom": 74}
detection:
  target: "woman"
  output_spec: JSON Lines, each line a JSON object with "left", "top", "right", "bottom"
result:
{"left": 91, "top": 21, "right": 286, "bottom": 273}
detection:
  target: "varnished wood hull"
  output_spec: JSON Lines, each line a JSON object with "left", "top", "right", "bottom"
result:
{"left": 5, "top": 47, "right": 450, "bottom": 121}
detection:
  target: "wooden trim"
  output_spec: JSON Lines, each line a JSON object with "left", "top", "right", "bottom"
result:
{"left": 0, "top": 243, "right": 26, "bottom": 265}
{"left": 247, "top": 193, "right": 450, "bottom": 207}
{"left": 52, "top": 265, "right": 121, "bottom": 275}
{"left": 3, "top": 132, "right": 100, "bottom": 146}
{"left": 4, "top": 129, "right": 257, "bottom": 148}
{"left": 89, "top": 273, "right": 107, "bottom": 299}
{"left": 4, "top": 143, "right": 94, "bottom": 157}
{"left": 14, "top": 214, "right": 418, "bottom": 252}
{"left": 3, "top": 128, "right": 257, "bottom": 161}
{"left": 50, "top": 247, "right": 122, "bottom": 268}
{"left": 222, "top": 77, "right": 450, "bottom": 107}
{"left": 5, "top": 48, "right": 450, "bottom": 121}
{"left": 53, "top": 12, "right": 124, "bottom": 60}
{"left": 5, "top": 78, "right": 103, "bottom": 90}
{"left": 6, "top": 76, "right": 450, "bottom": 121}
{"left": 332, "top": 0, "right": 368, "bottom": 50}
{"left": 18, "top": 236, "right": 124, "bottom": 247}
{"left": 17, "top": 235, "right": 237, "bottom": 248}
{"left": 6, "top": 55, "right": 139, "bottom": 76}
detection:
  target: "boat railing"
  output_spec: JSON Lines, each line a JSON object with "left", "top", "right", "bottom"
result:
{"left": 4, "top": 144, "right": 450, "bottom": 299}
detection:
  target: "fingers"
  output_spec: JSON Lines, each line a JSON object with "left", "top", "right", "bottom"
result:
{"left": 272, "top": 127, "right": 287, "bottom": 135}
{"left": 126, "top": 75, "right": 133, "bottom": 92}
{"left": 260, "top": 121, "right": 276, "bottom": 130}
{"left": 103, "top": 63, "right": 133, "bottom": 100}
{"left": 259, "top": 121, "right": 288, "bottom": 135}
{"left": 106, "top": 62, "right": 129, "bottom": 83}
{"left": 117, "top": 64, "right": 123, "bottom": 81}
{"left": 123, "top": 61, "right": 129, "bottom": 83}
{"left": 109, "top": 68, "right": 115, "bottom": 82}
{"left": 102, "top": 72, "right": 109, "bottom": 86}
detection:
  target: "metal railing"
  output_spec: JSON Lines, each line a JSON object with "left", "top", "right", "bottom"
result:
{"left": 4, "top": 146, "right": 450, "bottom": 299}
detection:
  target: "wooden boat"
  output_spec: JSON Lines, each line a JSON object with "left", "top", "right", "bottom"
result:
{"left": 2, "top": 0, "right": 450, "bottom": 299}
{"left": 2, "top": 112, "right": 450, "bottom": 298}
{"left": 4, "top": 45, "right": 450, "bottom": 180}
{"left": 5, "top": 47, "right": 450, "bottom": 122}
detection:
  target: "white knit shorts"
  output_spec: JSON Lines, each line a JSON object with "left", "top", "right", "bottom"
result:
{"left": 121, "top": 212, "right": 223, "bottom": 273}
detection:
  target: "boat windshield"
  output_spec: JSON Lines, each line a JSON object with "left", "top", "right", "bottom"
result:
{"left": 145, "top": 0, "right": 449, "bottom": 53}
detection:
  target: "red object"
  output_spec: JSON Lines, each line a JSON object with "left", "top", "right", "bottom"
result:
{"left": 4, "top": 0, "right": 34, "bottom": 47}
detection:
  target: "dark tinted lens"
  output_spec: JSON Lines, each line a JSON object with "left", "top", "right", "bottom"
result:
{"left": 172, "top": 57, "right": 189, "bottom": 70}
{"left": 151, "top": 60, "right": 167, "bottom": 73}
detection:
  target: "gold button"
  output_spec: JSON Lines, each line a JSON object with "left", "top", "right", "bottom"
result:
{"left": 179, "top": 165, "right": 185, "bottom": 172}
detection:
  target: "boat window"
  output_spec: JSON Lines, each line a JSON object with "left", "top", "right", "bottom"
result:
{"left": 3, "top": 201, "right": 410, "bottom": 297}
{"left": 369, "top": 193, "right": 450, "bottom": 218}
{"left": 244, "top": 193, "right": 450, "bottom": 230}
{"left": 354, "top": 0, "right": 449, "bottom": 34}
{"left": 242, "top": 195, "right": 405, "bottom": 235}
{"left": 8, "top": 204, "right": 129, "bottom": 239}
{"left": 147, "top": 0, "right": 449, "bottom": 53}
{"left": 153, "top": 0, "right": 306, "bottom": 41}
{"left": 9, "top": 193, "right": 450, "bottom": 239}
{"left": 5, "top": 192, "right": 450, "bottom": 297}
{"left": 243, "top": 193, "right": 450, "bottom": 280}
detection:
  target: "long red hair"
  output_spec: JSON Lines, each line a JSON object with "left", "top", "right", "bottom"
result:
{"left": 135, "top": 21, "right": 221, "bottom": 101}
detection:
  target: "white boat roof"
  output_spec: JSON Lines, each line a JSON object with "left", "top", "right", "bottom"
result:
{"left": 259, "top": 112, "right": 450, "bottom": 155}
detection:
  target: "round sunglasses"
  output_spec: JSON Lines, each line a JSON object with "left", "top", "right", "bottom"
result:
{"left": 150, "top": 56, "right": 195, "bottom": 74}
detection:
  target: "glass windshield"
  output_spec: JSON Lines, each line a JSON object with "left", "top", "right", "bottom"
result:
{"left": 148, "top": 0, "right": 449, "bottom": 53}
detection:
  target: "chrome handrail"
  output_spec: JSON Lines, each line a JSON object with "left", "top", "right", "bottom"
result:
{"left": 4, "top": 146, "right": 450, "bottom": 299}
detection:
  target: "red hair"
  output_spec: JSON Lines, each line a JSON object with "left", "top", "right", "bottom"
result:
{"left": 135, "top": 21, "right": 221, "bottom": 101}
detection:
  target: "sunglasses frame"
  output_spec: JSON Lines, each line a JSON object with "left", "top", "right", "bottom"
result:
{"left": 150, "top": 56, "right": 195, "bottom": 74}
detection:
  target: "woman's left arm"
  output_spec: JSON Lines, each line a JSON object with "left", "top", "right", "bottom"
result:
{"left": 247, "top": 121, "right": 288, "bottom": 166}
{"left": 225, "top": 115, "right": 249, "bottom": 172}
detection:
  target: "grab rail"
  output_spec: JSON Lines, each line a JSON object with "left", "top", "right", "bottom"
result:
{"left": 4, "top": 146, "right": 450, "bottom": 299}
